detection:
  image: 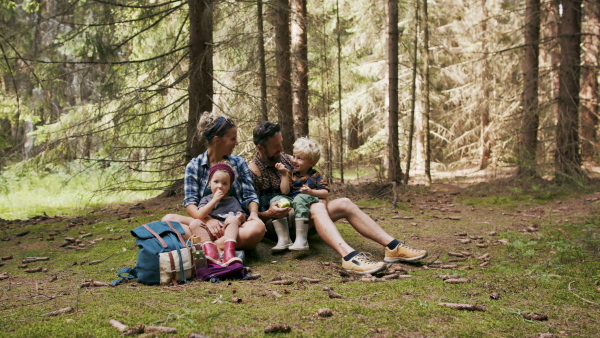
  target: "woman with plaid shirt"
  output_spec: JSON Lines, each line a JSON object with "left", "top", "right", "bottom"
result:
{"left": 162, "top": 113, "right": 265, "bottom": 251}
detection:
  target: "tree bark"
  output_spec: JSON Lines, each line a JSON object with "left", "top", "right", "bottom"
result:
{"left": 580, "top": 0, "right": 599, "bottom": 161}
{"left": 479, "top": 0, "right": 491, "bottom": 170}
{"left": 291, "top": 0, "right": 309, "bottom": 139}
{"left": 388, "top": 0, "right": 402, "bottom": 184}
{"left": 422, "top": 0, "right": 431, "bottom": 185}
{"left": 555, "top": 0, "right": 585, "bottom": 182}
{"left": 517, "top": 0, "right": 541, "bottom": 178}
{"left": 187, "top": 0, "right": 213, "bottom": 162}
{"left": 405, "top": 0, "right": 419, "bottom": 185}
{"left": 275, "top": 0, "right": 294, "bottom": 153}
{"left": 336, "top": 0, "right": 344, "bottom": 183}
{"left": 258, "top": 0, "right": 268, "bottom": 121}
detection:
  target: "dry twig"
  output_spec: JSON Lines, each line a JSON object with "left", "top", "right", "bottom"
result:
{"left": 438, "top": 303, "right": 488, "bottom": 311}
{"left": 568, "top": 281, "right": 600, "bottom": 306}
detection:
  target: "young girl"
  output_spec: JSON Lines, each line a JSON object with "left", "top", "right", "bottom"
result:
{"left": 188, "top": 163, "right": 245, "bottom": 266}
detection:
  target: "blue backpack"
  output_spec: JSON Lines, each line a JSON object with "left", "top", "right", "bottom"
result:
{"left": 113, "top": 221, "right": 190, "bottom": 286}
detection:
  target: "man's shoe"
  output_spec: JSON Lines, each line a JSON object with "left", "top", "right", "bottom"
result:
{"left": 341, "top": 253, "right": 387, "bottom": 275}
{"left": 384, "top": 242, "right": 428, "bottom": 262}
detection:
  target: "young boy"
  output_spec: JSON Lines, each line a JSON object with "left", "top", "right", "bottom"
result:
{"left": 188, "top": 163, "right": 245, "bottom": 266}
{"left": 269, "top": 137, "right": 329, "bottom": 251}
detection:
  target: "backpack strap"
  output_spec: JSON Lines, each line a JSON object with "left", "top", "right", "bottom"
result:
{"left": 142, "top": 224, "right": 168, "bottom": 248}
{"left": 167, "top": 234, "right": 187, "bottom": 285}
{"left": 167, "top": 251, "right": 178, "bottom": 286}
{"left": 111, "top": 268, "right": 138, "bottom": 287}
{"left": 166, "top": 221, "right": 187, "bottom": 247}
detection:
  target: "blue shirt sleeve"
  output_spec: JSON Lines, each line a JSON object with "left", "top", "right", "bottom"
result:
{"left": 183, "top": 159, "right": 201, "bottom": 207}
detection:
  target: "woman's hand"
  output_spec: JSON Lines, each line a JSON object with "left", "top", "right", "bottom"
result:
{"left": 247, "top": 211, "right": 264, "bottom": 226}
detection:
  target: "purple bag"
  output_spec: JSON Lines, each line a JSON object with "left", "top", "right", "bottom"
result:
{"left": 195, "top": 262, "right": 246, "bottom": 283}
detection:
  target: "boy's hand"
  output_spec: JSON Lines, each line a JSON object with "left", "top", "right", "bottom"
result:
{"left": 299, "top": 185, "right": 312, "bottom": 194}
{"left": 275, "top": 163, "right": 289, "bottom": 174}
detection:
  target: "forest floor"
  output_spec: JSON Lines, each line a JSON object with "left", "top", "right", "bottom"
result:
{"left": 1, "top": 166, "right": 599, "bottom": 337}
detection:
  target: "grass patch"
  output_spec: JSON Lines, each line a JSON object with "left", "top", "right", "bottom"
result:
{"left": 1, "top": 185, "right": 599, "bottom": 337}
{"left": 0, "top": 164, "right": 160, "bottom": 220}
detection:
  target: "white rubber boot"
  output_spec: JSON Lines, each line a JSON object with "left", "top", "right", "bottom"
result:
{"left": 289, "top": 218, "right": 309, "bottom": 251}
{"left": 271, "top": 218, "right": 292, "bottom": 252}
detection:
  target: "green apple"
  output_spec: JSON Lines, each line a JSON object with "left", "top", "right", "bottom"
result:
{"left": 278, "top": 199, "right": 291, "bottom": 208}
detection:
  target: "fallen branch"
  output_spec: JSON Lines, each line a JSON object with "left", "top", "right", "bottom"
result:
{"left": 24, "top": 267, "right": 43, "bottom": 273}
{"left": 0, "top": 272, "right": 8, "bottom": 280}
{"left": 2, "top": 254, "right": 13, "bottom": 260}
{"left": 444, "top": 278, "right": 470, "bottom": 284}
{"left": 568, "top": 281, "right": 600, "bottom": 306}
{"left": 145, "top": 325, "right": 177, "bottom": 333}
{"left": 270, "top": 280, "right": 293, "bottom": 285}
{"left": 41, "top": 306, "right": 74, "bottom": 316}
{"left": 22, "top": 257, "right": 49, "bottom": 263}
{"left": 109, "top": 319, "right": 129, "bottom": 332}
{"left": 438, "top": 303, "right": 488, "bottom": 311}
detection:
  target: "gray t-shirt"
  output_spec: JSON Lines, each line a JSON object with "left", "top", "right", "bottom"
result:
{"left": 198, "top": 194, "right": 245, "bottom": 222}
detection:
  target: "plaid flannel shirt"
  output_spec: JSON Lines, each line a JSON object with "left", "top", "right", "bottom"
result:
{"left": 289, "top": 167, "right": 329, "bottom": 197}
{"left": 183, "top": 152, "right": 259, "bottom": 212}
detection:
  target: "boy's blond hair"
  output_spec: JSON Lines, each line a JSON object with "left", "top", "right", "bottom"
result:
{"left": 293, "top": 137, "right": 321, "bottom": 164}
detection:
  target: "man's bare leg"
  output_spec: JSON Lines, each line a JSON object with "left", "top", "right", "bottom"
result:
{"left": 325, "top": 198, "right": 395, "bottom": 246}
{"left": 310, "top": 203, "right": 356, "bottom": 257}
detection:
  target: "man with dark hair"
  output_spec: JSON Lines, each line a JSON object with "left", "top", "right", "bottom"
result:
{"left": 248, "top": 121, "right": 428, "bottom": 275}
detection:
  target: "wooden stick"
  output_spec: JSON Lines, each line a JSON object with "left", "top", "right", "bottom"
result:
{"left": 144, "top": 325, "right": 177, "bottom": 333}
{"left": 41, "top": 307, "right": 74, "bottom": 316}
{"left": 109, "top": 319, "right": 129, "bottom": 332}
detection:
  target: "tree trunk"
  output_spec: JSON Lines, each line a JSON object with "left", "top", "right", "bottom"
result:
{"left": 336, "top": 0, "right": 344, "bottom": 183}
{"left": 479, "top": 0, "right": 491, "bottom": 170}
{"left": 580, "top": 0, "right": 599, "bottom": 161}
{"left": 555, "top": 0, "right": 585, "bottom": 182}
{"left": 187, "top": 0, "right": 213, "bottom": 162}
{"left": 422, "top": 0, "right": 431, "bottom": 185}
{"left": 388, "top": 0, "right": 402, "bottom": 184}
{"left": 404, "top": 0, "right": 419, "bottom": 185}
{"left": 275, "top": 0, "right": 294, "bottom": 153}
{"left": 291, "top": 0, "right": 309, "bottom": 139}
{"left": 517, "top": 0, "right": 541, "bottom": 178}
{"left": 258, "top": 0, "right": 268, "bottom": 121}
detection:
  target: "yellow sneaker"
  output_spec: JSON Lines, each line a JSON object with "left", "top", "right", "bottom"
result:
{"left": 385, "top": 242, "right": 428, "bottom": 262}
{"left": 342, "top": 253, "right": 387, "bottom": 275}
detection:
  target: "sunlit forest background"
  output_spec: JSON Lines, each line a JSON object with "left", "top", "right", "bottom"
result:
{"left": 0, "top": 0, "right": 598, "bottom": 219}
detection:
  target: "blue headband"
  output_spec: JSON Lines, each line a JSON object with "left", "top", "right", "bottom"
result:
{"left": 203, "top": 117, "right": 230, "bottom": 141}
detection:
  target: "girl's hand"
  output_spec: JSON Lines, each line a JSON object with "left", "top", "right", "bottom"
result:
{"left": 236, "top": 211, "right": 246, "bottom": 224}
{"left": 213, "top": 189, "right": 225, "bottom": 201}
{"left": 206, "top": 219, "right": 224, "bottom": 238}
